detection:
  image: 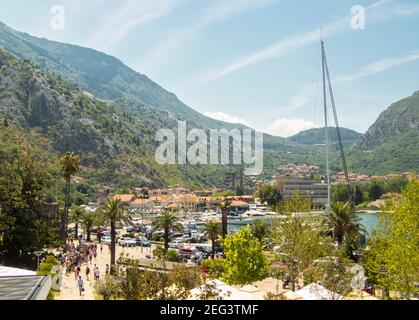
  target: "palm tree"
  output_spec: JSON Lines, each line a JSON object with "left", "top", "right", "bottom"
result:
{"left": 60, "top": 152, "right": 80, "bottom": 243}
{"left": 99, "top": 198, "right": 131, "bottom": 274}
{"left": 325, "top": 201, "right": 365, "bottom": 245}
{"left": 202, "top": 221, "right": 221, "bottom": 258}
{"left": 250, "top": 219, "right": 269, "bottom": 243}
{"left": 80, "top": 210, "right": 97, "bottom": 242}
{"left": 219, "top": 201, "right": 231, "bottom": 239}
{"left": 70, "top": 206, "right": 84, "bottom": 240}
{"left": 152, "top": 211, "right": 183, "bottom": 251}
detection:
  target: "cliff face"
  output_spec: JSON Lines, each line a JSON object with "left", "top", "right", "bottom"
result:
{"left": 356, "top": 91, "right": 419, "bottom": 151}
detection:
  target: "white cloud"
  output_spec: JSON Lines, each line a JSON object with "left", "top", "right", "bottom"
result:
{"left": 335, "top": 50, "right": 419, "bottom": 82}
{"left": 178, "top": 0, "right": 409, "bottom": 92}
{"left": 136, "top": 0, "right": 277, "bottom": 74}
{"left": 91, "top": 0, "right": 181, "bottom": 50}
{"left": 263, "top": 118, "right": 321, "bottom": 138}
{"left": 204, "top": 111, "right": 250, "bottom": 126}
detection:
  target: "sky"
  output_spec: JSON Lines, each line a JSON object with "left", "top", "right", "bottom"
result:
{"left": 0, "top": 0, "right": 418, "bottom": 137}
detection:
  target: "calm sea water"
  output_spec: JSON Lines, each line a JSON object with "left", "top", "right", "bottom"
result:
{"left": 357, "top": 213, "right": 380, "bottom": 236}
{"left": 216, "top": 213, "right": 381, "bottom": 236}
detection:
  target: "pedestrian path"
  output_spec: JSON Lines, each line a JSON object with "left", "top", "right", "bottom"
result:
{"left": 57, "top": 243, "right": 155, "bottom": 300}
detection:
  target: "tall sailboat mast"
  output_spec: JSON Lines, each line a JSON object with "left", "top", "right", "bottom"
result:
{"left": 321, "top": 40, "right": 331, "bottom": 208}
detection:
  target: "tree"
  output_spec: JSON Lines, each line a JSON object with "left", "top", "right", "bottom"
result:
{"left": 324, "top": 201, "right": 365, "bottom": 246}
{"left": 0, "top": 152, "right": 60, "bottom": 267}
{"left": 256, "top": 185, "right": 282, "bottom": 208}
{"left": 363, "top": 180, "right": 419, "bottom": 299}
{"left": 60, "top": 152, "right": 80, "bottom": 243}
{"left": 218, "top": 201, "right": 231, "bottom": 239}
{"left": 152, "top": 211, "right": 183, "bottom": 251}
{"left": 354, "top": 186, "right": 364, "bottom": 205}
{"left": 270, "top": 214, "right": 332, "bottom": 291}
{"left": 250, "top": 219, "right": 269, "bottom": 243}
{"left": 116, "top": 257, "right": 199, "bottom": 300}
{"left": 79, "top": 210, "right": 96, "bottom": 242}
{"left": 70, "top": 206, "right": 84, "bottom": 240}
{"left": 98, "top": 198, "right": 130, "bottom": 274}
{"left": 222, "top": 226, "right": 268, "bottom": 285}
{"left": 202, "top": 221, "right": 221, "bottom": 258}
{"left": 332, "top": 183, "right": 351, "bottom": 203}
{"left": 385, "top": 177, "right": 408, "bottom": 194}
{"left": 368, "top": 180, "right": 384, "bottom": 201}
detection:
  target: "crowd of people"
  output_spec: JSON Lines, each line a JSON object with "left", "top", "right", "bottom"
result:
{"left": 60, "top": 239, "right": 109, "bottom": 296}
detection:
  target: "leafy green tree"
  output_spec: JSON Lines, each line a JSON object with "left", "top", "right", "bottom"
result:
{"left": 98, "top": 198, "right": 130, "bottom": 274}
{"left": 354, "top": 186, "right": 364, "bottom": 205}
{"left": 256, "top": 184, "right": 282, "bottom": 208}
{"left": 152, "top": 211, "right": 183, "bottom": 251}
{"left": 324, "top": 201, "right": 365, "bottom": 246}
{"left": 385, "top": 177, "right": 408, "bottom": 194}
{"left": 368, "top": 180, "right": 384, "bottom": 201}
{"left": 270, "top": 214, "right": 332, "bottom": 291}
{"left": 202, "top": 221, "right": 221, "bottom": 258}
{"left": 363, "top": 180, "right": 419, "bottom": 299}
{"left": 250, "top": 219, "right": 269, "bottom": 243}
{"left": 60, "top": 152, "right": 80, "bottom": 242}
{"left": 222, "top": 226, "right": 268, "bottom": 285}
{"left": 0, "top": 153, "right": 60, "bottom": 266}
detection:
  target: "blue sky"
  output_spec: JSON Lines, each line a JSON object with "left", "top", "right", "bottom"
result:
{"left": 1, "top": 0, "right": 418, "bottom": 136}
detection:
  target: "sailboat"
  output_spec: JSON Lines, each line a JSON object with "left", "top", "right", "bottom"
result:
{"left": 320, "top": 39, "right": 353, "bottom": 210}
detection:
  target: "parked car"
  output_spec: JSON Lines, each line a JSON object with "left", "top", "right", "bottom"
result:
{"left": 196, "top": 246, "right": 212, "bottom": 256}
{"left": 101, "top": 237, "right": 112, "bottom": 245}
{"left": 118, "top": 237, "right": 136, "bottom": 247}
{"left": 168, "top": 241, "right": 184, "bottom": 249}
{"left": 175, "top": 235, "right": 192, "bottom": 243}
{"left": 135, "top": 237, "right": 151, "bottom": 247}
{"left": 178, "top": 248, "right": 194, "bottom": 257}
{"left": 169, "top": 232, "right": 184, "bottom": 240}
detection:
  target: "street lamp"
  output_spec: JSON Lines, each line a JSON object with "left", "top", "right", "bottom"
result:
{"left": 34, "top": 251, "right": 44, "bottom": 270}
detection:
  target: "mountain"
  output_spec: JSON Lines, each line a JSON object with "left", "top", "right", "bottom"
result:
{"left": 348, "top": 91, "right": 419, "bottom": 174}
{"left": 0, "top": 21, "right": 329, "bottom": 186}
{"left": 0, "top": 49, "right": 234, "bottom": 189}
{"left": 356, "top": 91, "right": 419, "bottom": 150}
{"left": 288, "top": 127, "right": 361, "bottom": 147}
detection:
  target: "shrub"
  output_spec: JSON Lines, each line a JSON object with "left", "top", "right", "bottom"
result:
{"left": 152, "top": 234, "right": 163, "bottom": 242}
{"left": 166, "top": 249, "right": 179, "bottom": 262}
{"left": 202, "top": 258, "right": 226, "bottom": 279}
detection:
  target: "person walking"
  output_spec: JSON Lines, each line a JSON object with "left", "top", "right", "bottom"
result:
{"left": 100, "top": 244, "right": 103, "bottom": 253}
{"left": 105, "top": 264, "right": 110, "bottom": 277}
{"left": 85, "top": 266, "right": 91, "bottom": 281}
{"left": 77, "top": 276, "right": 84, "bottom": 296}
{"left": 94, "top": 267, "right": 100, "bottom": 282}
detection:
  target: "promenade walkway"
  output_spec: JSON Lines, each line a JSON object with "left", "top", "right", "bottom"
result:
{"left": 58, "top": 243, "right": 155, "bottom": 300}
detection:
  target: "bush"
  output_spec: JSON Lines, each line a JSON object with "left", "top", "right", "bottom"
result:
{"left": 166, "top": 249, "right": 179, "bottom": 262}
{"left": 202, "top": 258, "right": 226, "bottom": 278}
{"left": 95, "top": 276, "right": 119, "bottom": 300}
{"left": 152, "top": 234, "right": 163, "bottom": 242}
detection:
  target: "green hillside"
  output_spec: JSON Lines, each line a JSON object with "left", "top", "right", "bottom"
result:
{"left": 348, "top": 91, "right": 419, "bottom": 174}
{"left": 288, "top": 127, "right": 361, "bottom": 148}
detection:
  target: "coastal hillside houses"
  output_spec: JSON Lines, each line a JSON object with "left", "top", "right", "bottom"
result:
{"left": 111, "top": 190, "right": 256, "bottom": 213}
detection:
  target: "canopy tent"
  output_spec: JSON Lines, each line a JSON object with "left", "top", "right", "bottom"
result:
{"left": 190, "top": 279, "right": 265, "bottom": 300}
{"left": 284, "top": 283, "right": 342, "bottom": 300}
